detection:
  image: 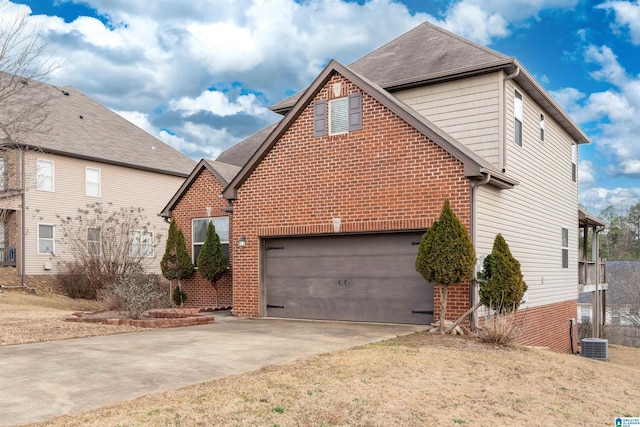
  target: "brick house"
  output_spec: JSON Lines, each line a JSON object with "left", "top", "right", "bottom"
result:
{"left": 164, "top": 22, "right": 589, "bottom": 352}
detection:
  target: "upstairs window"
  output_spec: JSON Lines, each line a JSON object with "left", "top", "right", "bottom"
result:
{"left": 86, "top": 167, "right": 101, "bottom": 197}
{"left": 562, "top": 227, "right": 569, "bottom": 268}
{"left": 192, "top": 217, "right": 229, "bottom": 266}
{"left": 540, "top": 113, "right": 545, "bottom": 141}
{"left": 314, "top": 93, "right": 362, "bottom": 137}
{"left": 37, "top": 159, "right": 54, "bottom": 192}
{"left": 0, "top": 157, "right": 5, "bottom": 191}
{"left": 514, "top": 90, "right": 523, "bottom": 147}
{"left": 572, "top": 145, "right": 577, "bottom": 183}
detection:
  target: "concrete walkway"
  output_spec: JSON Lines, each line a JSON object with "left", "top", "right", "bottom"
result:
{"left": 0, "top": 313, "right": 424, "bottom": 426}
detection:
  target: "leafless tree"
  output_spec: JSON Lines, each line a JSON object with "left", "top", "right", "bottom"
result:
{"left": 608, "top": 262, "right": 640, "bottom": 328}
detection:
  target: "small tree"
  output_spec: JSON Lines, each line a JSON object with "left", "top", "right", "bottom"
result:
{"left": 197, "top": 221, "right": 228, "bottom": 308}
{"left": 160, "top": 218, "right": 193, "bottom": 306}
{"left": 477, "top": 234, "right": 527, "bottom": 314}
{"left": 415, "top": 199, "right": 476, "bottom": 333}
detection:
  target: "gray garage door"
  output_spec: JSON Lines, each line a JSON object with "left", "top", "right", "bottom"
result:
{"left": 264, "top": 232, "right": 433, "bottom": 324}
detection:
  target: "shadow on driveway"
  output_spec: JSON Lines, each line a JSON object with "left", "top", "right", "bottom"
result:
{"left": 0, "top": 313, "right": 424, "bottom": 426}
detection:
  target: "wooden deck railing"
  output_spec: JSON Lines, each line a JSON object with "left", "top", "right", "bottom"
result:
{"left": 578, "top": 259, "right": 606, "bottom": 286}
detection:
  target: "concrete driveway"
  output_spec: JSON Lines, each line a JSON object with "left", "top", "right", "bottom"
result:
{"left": 0, "top": 312, "right": 424, "bottom": 426}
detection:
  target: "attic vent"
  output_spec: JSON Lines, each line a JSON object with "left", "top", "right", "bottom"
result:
{"left": 62, "top": 90, "right": 70, "bottom": 96}
{"left": 581, "top": 338, "right": 608, "bottom": 360}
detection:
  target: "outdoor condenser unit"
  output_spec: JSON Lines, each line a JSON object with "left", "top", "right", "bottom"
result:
{"left": 581, "top": 338, "right": 608, "bottom": 360}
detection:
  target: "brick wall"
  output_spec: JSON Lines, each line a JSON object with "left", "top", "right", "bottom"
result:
{"left": 515, "top": 299, "right": 578, "bottom": 353}
{"left": 232, "top": 72, "right": 472, "bottom": 318}
{"left": 170, "top": 168, "right": 233, "bottom": 308}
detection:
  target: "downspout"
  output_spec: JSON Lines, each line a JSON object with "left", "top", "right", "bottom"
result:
{"left": 20, "top": 148, "right": 26, "bottom": 287}
{"left": 592, "top": 224, "right": 605, "bottom": 338}
{"left": 470, "top": 172, "right": 491, "bottom": 329}
{"left": 502, "top": 66, "right": 520, "bottom": 172}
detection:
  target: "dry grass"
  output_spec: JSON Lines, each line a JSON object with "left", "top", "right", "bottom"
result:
{"left": 4, "top": 292, "right": 640, "bottom": 426}
{"left": 0, "top": 290, "right": 145, "bottom": 346}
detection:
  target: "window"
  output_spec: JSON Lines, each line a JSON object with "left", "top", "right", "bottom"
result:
{"left": 129, "top": 230, "right": 153, "bottom": 257}
{"left": 193, "top": 217, "right": 229, "bottom": 266}
{"left": 314, "top": 93, "right": 362, "bottom": 137}
{"left": 581, "top": 306, "right": 590, "bottom": 324}
{"left": 514, "top": 90, "right": 523, "bottom": 147}
{"left": 540, "top": 113, "right": 545, "bottom": 141}
{"left": 38, "top": 224, "right": 54, "bottom": 254}
{"left": 37, "top": 159, "right": 54, "bottom": 192}
{"left": 0, "top": 157, "right": 6, "bottom": 191}
{"left": 87, "top": 227, "right": 100, "bottom": 256}
{"left": 572, "top": 145, "right": 577, "bottom": 183}
{"left": 562, "top": 227, "right": 569, "bottom": 268}
{"left": 86, "top": 167, "right": 101, "bottom": 197}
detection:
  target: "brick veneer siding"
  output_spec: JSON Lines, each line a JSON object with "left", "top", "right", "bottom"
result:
{"left": 170, "top": 169, "right": 233, "bottom": 308}
{"left": 232, "top": 73, "right": 472, "bottom": 319}
{"left": 515, "top": 299, "right": 578, "bottom": 353}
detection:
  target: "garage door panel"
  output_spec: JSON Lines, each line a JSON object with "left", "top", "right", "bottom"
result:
{"left": 265, "top": 232, "right": 434, "bottom": 324}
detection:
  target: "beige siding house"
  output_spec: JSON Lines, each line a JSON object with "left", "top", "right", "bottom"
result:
{"left": 0, "top": 79, "right": 195, "bottom": 289}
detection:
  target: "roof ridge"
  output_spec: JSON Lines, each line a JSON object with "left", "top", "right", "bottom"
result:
{"left": 419, "top": 21, "right": 507, "bottom": 60}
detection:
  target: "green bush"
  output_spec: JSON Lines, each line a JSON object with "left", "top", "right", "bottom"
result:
{"left": 172, "top": 285, "right": 187, "bottom": 306}
{"left": 197, "top": 221, "right": 228, "bottom": 307}
{"left": 477, "top": 234, "right": 527, "bottom": 314}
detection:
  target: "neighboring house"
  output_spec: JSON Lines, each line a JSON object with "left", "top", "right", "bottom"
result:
{"left": 579, "top": 260, "right": 640, "bottom": 327}
{"left": 164, "top": 22, "right": 589, "bottom": 353}
{"left": 0, "top": 78, "right": 195, "bottom": 290}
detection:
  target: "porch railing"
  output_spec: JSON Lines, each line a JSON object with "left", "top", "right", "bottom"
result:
{"left": 578, "top": 258, "right": 606, "bottom": 286}
{"left": 0, "top": 246, "right": 16, "bottom": 267}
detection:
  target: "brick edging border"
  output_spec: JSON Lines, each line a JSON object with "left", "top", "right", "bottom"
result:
{"left": 65, "top": 308, "right": 217, "bottom": 328}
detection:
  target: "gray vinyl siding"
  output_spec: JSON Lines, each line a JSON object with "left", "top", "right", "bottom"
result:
{"left": 476, "top": 79, "right": 579, "bottom": 308}
{"left": 395, "top": 73, "right": 501, "bottom": 167}
{"left": 22, "top": 152, "right": 185, "bottom": 276}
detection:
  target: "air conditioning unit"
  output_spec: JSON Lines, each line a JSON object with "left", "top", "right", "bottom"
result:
{"left": 581, "top": 338, "right": 608, "bottom": 360}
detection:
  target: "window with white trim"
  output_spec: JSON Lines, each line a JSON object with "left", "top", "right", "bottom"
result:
{"left": 192, "top": 217, "right": 229, "bottom": 267}
{"left": 129, "top": 230, "right": 153, "bottom": 257}
{"left": 38, "top": 224, "right": 54, "bottom": 254}
{"left": 313, "top": 93, "right": 362, "bottom": 137}
{"left": 514, "top": 90, "right": 523, "bottom": 147}
{"left": 86, "top": 167, "right": 101, "bottom": 197}
{"left": 329, "top": 97, "right": 349, "bottom": 135}
{"left": 540, "top": 113, "right": 545, "bottom": 141}
{"left": 0, "top": 157, "right": 6, "bottom": 191}
{"left": 572, "top": 145, "right": 577, "bottom": 183}
{"left": 562, "top": 227, "right": 569, "bottom": 268}
{"left": 37, "top": 159, "right": 54, "bottom": 192}
{"left": 87, "top": 227, "right": 100, "bottom": 256}
{"left": 581, "top": 306, "right": 590, "bottom": 323}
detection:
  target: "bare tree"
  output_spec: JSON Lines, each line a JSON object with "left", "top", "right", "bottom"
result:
{"left": 0, "top": 1, "right": 57, "bottom": 274}
{"left": 608, "top": 262, "right": 640, "bottom": 328}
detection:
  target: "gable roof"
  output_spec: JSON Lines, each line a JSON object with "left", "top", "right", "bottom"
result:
{"left": 159, "top": 159, "right": 240, "bottom": 218}
{"left": 270, "top": 21, "right": 589, "bottom": 145}
{"left": 4, "top": 76, "right": 195, "bottom": 177}
{"left": 223, "top": 59, "right": 517, "bottom": 200}
{"left": 216, "top": 122, "right": 280, "bottom": 167}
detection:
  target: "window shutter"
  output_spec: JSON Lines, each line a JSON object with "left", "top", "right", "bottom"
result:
{"left": 348, "top": 93, "right": 362, "bottom": 132}
{"left": 313, "top": 100, "right": 327, "bottom": 137}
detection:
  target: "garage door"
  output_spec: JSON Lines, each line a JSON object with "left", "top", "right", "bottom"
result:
{"left": 264, "top": 232, "right": 433, "bottom": 324}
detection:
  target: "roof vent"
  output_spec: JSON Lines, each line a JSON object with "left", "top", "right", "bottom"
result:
{"left": 581, "top": 338, "right": 608, "bottom": 360}
{"left": 62, "top": 90, "right": 70, "bottom": 96}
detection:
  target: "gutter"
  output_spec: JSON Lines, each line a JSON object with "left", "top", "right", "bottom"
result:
{"left": 470, "top": 172, "right": 491, "bottom": 329}
{"left": 502, "top": 66, "right": 520, "bottom": 172}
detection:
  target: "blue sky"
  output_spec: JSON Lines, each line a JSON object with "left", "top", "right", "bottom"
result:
{"left": 3, "top": 0, "right": 640, "bottom": 215}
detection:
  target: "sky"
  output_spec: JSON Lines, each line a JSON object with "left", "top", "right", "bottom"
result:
{"left": 2, "top": 0, "right": 640, "bottom": 216}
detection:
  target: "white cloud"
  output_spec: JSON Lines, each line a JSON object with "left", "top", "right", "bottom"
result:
{"left": 436, "top": 2, "right": 509, "bottom": 44}
{"left": 580, "top": 187, "right": 640, "bottom": 214}
{"left": 579, "top": 160, "right": 596, "bottom": 184}
{"left": 597, "top": 0, "right": 640, "bottom": 44}
{"left": 170, "top": 90, "right": 269, "bottom": 118}
{"left": 465, "top": 0, "right": 579, "bottom": 21}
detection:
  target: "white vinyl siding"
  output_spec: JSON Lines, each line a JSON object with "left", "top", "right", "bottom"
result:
{"left": 37, "top": 224, "right": 54, "bottom": 254}
{"left": 86, "top": 167, "right": 101, "bottom": 197}
{"left": 476, "top": 80, "right": 579, "bottom": 308}
{"left": 395, "top": 73, "right": 501, "bottom": 167}
{"left": 37, "top": 159, "right": 54, "bottom": 192}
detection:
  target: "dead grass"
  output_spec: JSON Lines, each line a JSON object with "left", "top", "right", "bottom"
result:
{"left": 0, "top": 290, "right": 145, "bottom": 346}
{"left": 5, "top": 291, "right": 640, "bottom": 426}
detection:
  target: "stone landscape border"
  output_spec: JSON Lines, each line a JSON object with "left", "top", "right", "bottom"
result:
{"left": 65, "top": 308, "right": 216, "bottom": 328}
